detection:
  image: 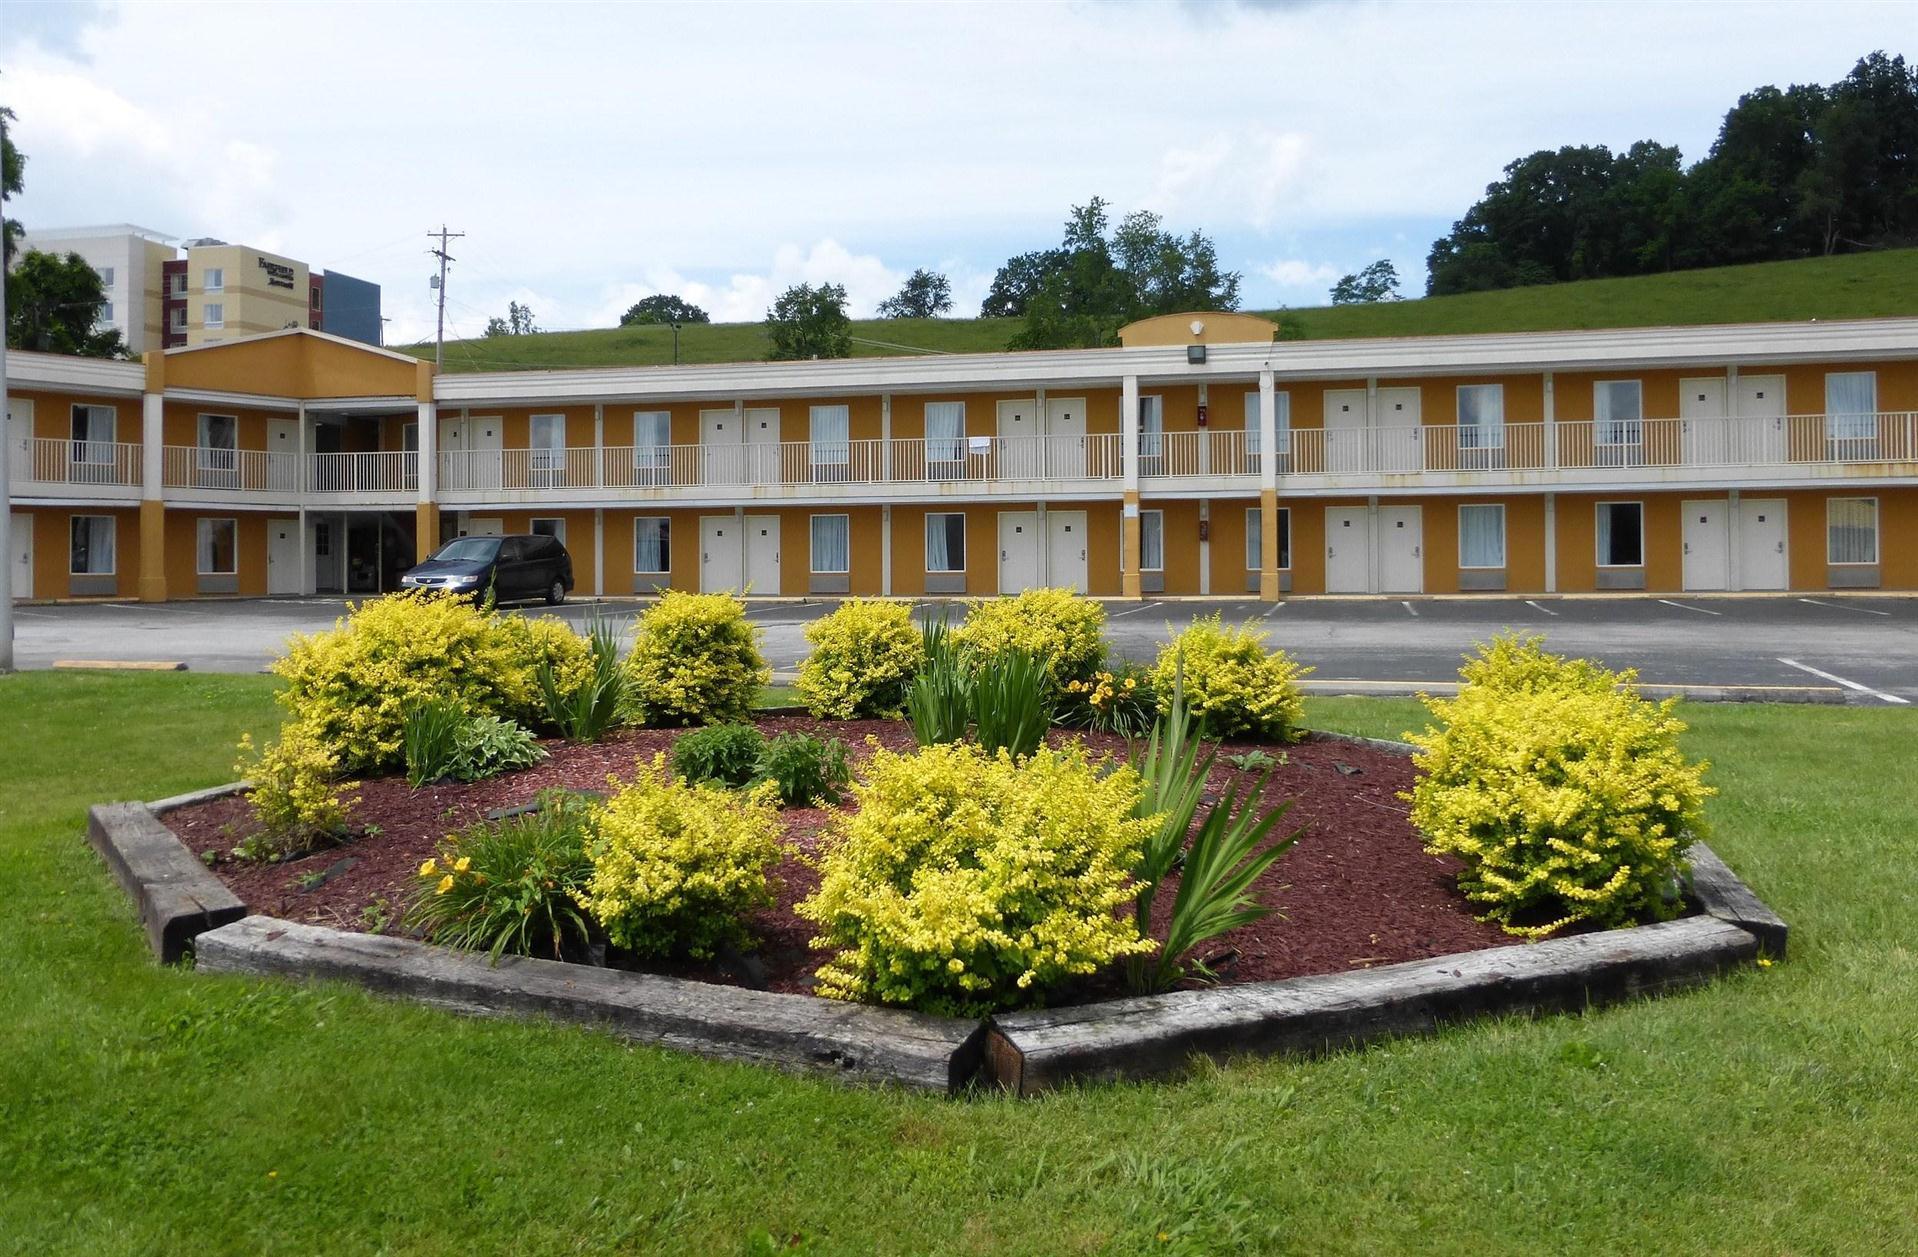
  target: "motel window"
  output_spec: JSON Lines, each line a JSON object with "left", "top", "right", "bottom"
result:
{"left": 634, "top": 411, "right": 672, "bottom": 470}
{"left": 70, "top": 516, "right": 116, "bottom": 575}
{"left": 204, "top": 267, "right": 224, "bottom": 291}
{"left": 99, "top": 301, "right": 114, "bottom": 324}
{"left": 1243, "top": 390, "right": 1291, "bottom": 457}
{"left": 1246, "top": 507, "right": 1291, "bottom": 571}
{"left": 1458, "top": 504, "right": 1506, "bottom": 569}
{"left": 925, "top": 512, "right": 966, "bottom": 573}
{"left": 810, "top": 405, "right": 850, "bottom": 472}
{"left": 98, "top": 266, "right": 115, "bottom": 288}
{"left": 1457, "top": 385, "right": 1505, "bottom": 449}
{"left": 1139, "top": 510, "right": 1164, "bottom": 573}
{"left": 169, "top": 308, "right": 186, "bottom": 330}
{"left": 204, "top": 302, "right": 224, "bottom": 328}
{"left": 1594, "top": 380, "right": 1642, "bottom": 447}
{"left": 1825, "top": 372, "right": 1878, "bottom": 442}
{"left": 530, "top": 518, "right": 565, "bottom": 544}
{"left": 197, "top": 518, "right": 238, "bottom": 575}
{"left": 71, "top": 405, "right": 116, "bottom": 463}
{"left": 401, "top": 422, "right": 418, "bottom": 453}
{"left": 1137, "top": 395, "right": 1164, "bottom": 458}
{"left": 1595, "top": 502, "right": 1644, "bottom": 568}
{"left": 1827, "top": 498, "right": 1879, "bottom": 566}
{"left": 170, "top": 273, "right": 186, "bottom": 296}
{"left": 198, "top": 414, "right": 238, "bottom": 470}
{"left": 634, "top": 517, "right": 670, "bottom": 573}
{"left": 811, "top": 514, "right": 850, "bottom": 574}
{"left": 925, "top": 401, "right": 965, "bottom": 465}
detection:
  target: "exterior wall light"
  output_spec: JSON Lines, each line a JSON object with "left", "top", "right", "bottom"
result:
{"left": 1188, "top": 344, "right": 1207, "bottom": 364}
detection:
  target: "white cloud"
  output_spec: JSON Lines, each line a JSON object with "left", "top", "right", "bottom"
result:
{"left": 1148, "top": 129, "right": 1314, "bottom": 231}
{"left": 1260, "top": 258, "right": 1341, "bottom": 288}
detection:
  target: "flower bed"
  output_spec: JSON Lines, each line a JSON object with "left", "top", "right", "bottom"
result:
{"left": 164, "top": 716, "right": 1525, "bottom": 998}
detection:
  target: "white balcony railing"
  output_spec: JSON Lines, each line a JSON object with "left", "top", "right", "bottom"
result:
{"left": 10, "top": 437, "right": 143, "bottom": 488}
{"left": 308, "top": 450, "right": 416, "bottom": 494}
{"left": 162, "top": 445, "right": 299, "bottom": 493}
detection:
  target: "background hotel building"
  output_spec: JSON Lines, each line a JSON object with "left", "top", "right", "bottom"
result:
{"left": 5, "top": 312, "right": 1915, "bottom": 603}
{"left": 12, "top": 226, "right": 384, "bottom": 353}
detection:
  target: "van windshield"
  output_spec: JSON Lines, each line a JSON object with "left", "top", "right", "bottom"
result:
{"left": 432, "top": 538, "right": 501, "bottom": 562}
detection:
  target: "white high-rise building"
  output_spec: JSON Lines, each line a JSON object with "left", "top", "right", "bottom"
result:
{"left": 13, "top": 224, "right": 178, "bottom": 354}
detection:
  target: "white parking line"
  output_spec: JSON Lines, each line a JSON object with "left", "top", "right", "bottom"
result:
{"left": 1261, "top": 602, "right": 1283, "bottom": 618}
{"left": 1799, "top": 597, "right": 1892, "bottom": 617}
{"left": 1657, "top": 599, "right": 1721, "bottom": 616}
{"left": 1401, "top": 601, "right": 1418, "bottom": 617}
{"left": 1524, "top": 600, "right": 1559, "bottom": 617}
{"left": 1777, "top": 657, "right": 1910, "bottom": 705}
{"left": 1108, "top": 602, "right": 1159, "bottom": 618}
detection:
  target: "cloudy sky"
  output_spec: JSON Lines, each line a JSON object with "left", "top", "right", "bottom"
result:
{"left": 2, "top": 0, "right": 1905, "bottom": 344}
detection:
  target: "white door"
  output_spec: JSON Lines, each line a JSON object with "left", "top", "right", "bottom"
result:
{"left": 1379, "top": 505, "right": 1423, "bottom": 593}
{"left": 437, "top": 417, "right": 466, "bottom": 490}
{"left": 1325, "top": 507, "right": 1371, "bottom": 593}
{"left": 267, "top": 418, "right": 300, "bottom": 492}
{"left": 1681, "top": 500, "right": 1730, "bottom": 591}
{"left": 744, "top": 408, "right": 781, "bottom": 484}
{"left": 1045, "top": 397, "right": 1086, "bottom": 479}
{"left": 267, "top": 519, "right": 302, "bottom": 595}
{"left": 6, "top": 399, "right": 32, "bottom": 479}
{"left": 1045, "top": 510, "right": 1088, "bottom": 593}
{"left": 10, "top": 512, "right": 31, "bottom": 600}
{"left": 699, "top": 409, "right": 740, "bottom": 484}
{"left": 745, "top": 514, "right": 780, "bottom": 594}
{"left": 1736, "top": 374, "right": 1787, "bottom": 464}
{"left": 1681, "top": 377, "right": 1729, "bottom": 465}
{"left": 1323, "top": 390, "right": 1367, "bottom": 474}
{"left": 997, "top": 399, "right": 1040, "bottom": 478}
{"left": 464, "top": 516, "right": 504, "bottom": 537}
{"left": 469, "top": 416, "right": 502, "bottom": 489}
{"left": 1375, "top": 387, "right": 1422, "bottom": 473}
{"left": 700, "top": 515, "right": 743, "bottom": 592}
{"left": 1737, "top": 498, "right": 1789, "bottom": 591}
{"left": 997, "top": 510, "right": 1041, "bottom": 593}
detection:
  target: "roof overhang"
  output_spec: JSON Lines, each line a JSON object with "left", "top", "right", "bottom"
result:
{"left": 6, "top": 351, "right": 147, "bottom": 397}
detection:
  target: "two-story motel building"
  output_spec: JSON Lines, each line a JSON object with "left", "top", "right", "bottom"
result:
{"left": 6, "top": 311, "right": 1916, "bottom": 603}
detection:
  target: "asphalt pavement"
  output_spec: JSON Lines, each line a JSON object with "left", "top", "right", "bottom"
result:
{"left": 11, "top": 592, "right": 1917, "bottom": 705}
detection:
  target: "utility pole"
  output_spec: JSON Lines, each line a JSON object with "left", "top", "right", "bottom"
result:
{"left": 0, "top": 106, "right": 13, "bottom": 673}
{"left": 427, "top": 225, "right": 463, "bottom": 369}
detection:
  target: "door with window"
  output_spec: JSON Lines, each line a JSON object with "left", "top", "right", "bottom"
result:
{"left": 1325, "top": 507, "right": 1370, "bottom": 593}
{"left": 1681, "top": 500, "right": 1730, "bottom": 591}
{"left": 1378, "top": 505, "right": 1423, "bottom": 593}
{"left": 1737, "top": 499, "right": 1788, "bottom": 591}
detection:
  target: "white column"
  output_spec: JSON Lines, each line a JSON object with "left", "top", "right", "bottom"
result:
{"left": 1121, "top": 375, "right": 1141, "bottom": 492}
{"left": 1198, "top": 499, "right": 1211, "bottom": 595}
{"left": 881, "top": 503, "right": 892, "bottom": 596}
{"left": 594, "top": 507, "right": 605, "bottom": 599}
{"left": 1364, "top": 376, "right": 1378, "bottom": 472}
{"left": 1035, "top": 386, "right": 1047, "bottom": 478}
{"left": 415, "top": 400, "right": 436, "bottom": 503}
{"left": 1727, "top": 488, "right": 1742, "bottom": 591}
{"left": 142, "top": 391, "right": 165, "bottom": 499}
{"left": 1543, "top": 372, "right": 1557, "bottom": 470}
{"left": 880, "top": 394, "right": 891, "bottom": 484}
{"left": 1544, "top": 492, "right": 1557, "bottom": 593}
{"left": 593, "top": 403, "right": 604, "bottom": 490}
{"left": 1196, "top": 382, "right": 1210, "bottom": 475}
{"left": 1258, "top": 368, "right": 1277, "bottom": 492}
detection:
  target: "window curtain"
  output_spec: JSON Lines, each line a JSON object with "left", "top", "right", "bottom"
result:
{"left": 926, "top": 513, "right": 964, "bottom": 572}
{"left": 72, "top": 516, "right": 114, "bottom": 574}
{"left": 1245, "top": 507, "right": 1262, "bottom": 570}
{"left": 1595, "top": 381, "right": 1642, "bottom": 446}
{"left": 198, "top": 519, "right": 237, "bottom": 574}
{"left": 811, "top": 405, "right": 850, "bottom": 466}
{"left": 1458, "top": 385, "right": 1504, "bottom": 450}
{"left": 634, "top": 518, "right": 670, "bottom": 572}
{"left": 1597, "top": 503, "right": 1642, "bottom": 566}
{"left": 812, "top": 515, "right": 850, "bottom": 572}
{"left": 1826, "top": 373, "right": 1877, "bottom": 442}
{"left": 1828, "top": 499, "right": 1878, "bottom": 564}
{"left": 1140, "top": 511, "right": 1164, "bottom": 571}
{"left": 1458, "top": 504, "right": 1505, "bottom": 567}
{"left": 1138, "top": 396, "right": 1164, "bottom": 457}
{"left": 635, "top": 411, "right": 671, "bottom": 470}
{"left": 926, "top": 402, "right": 964, "bottom": 464}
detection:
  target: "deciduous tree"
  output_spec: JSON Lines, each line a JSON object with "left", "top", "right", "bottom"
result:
{"left": 766, "top": 282, "right": 852, "bottom": 360}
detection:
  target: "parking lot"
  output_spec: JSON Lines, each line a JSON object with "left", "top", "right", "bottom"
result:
{"left": 11, "top": 592, "right": 1916, "bottom": 705}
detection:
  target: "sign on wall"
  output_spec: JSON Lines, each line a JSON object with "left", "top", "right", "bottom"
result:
{"left": 257, "top": 257, "right": 296, "bottom": 289}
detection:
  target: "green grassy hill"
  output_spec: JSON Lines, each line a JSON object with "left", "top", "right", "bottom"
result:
{"left": 402, "top": 248, "right": 1918, "bottom": 373}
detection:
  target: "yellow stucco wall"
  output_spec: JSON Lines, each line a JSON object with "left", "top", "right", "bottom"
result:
{"left": 16, "top": 505, "right": 143, "bottom": 599}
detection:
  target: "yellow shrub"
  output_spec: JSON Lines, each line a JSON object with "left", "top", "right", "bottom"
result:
{"left": 1405, "top": 640, "right": 1714, "bottom": 937}
{"left": 1150, "top": 614, "right": 1312, "bottom": 741}
{"left": 951, "top": 587, "right": 1106, "bottom": 691}
{"left": 795, "top": 598, "right": 925, "bottom": 719}
{"left": 624, "top": 590, "right": 770, "bottom": 726}
{"left": 798, "top": 741, "right": 1156, "bottom": 1015}
{"left": 270, "top": 591, "right": 537, "bottom": 772}
{"left": 234, "top": 722, "right": 358, "bottom": 860}
{"left": 492, "top": 613, "right": 596, "bottom": 726}
{"left": 577, "top": 755, "right": 783, "bottom": 959}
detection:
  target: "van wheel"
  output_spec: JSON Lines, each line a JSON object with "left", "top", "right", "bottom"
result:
{"left": 546, "top": 580, "right": 566, "bottom": 606}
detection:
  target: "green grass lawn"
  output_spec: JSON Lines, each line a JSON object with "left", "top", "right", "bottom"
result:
{"left": 3, "top": 671, "right": 1916, "bottom": 1254}
{"left": 401, "top": 248, "right": 1918, "bottom": 373}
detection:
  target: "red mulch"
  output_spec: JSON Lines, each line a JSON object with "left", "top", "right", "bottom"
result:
{"left": 171, "top": 717, "right": 1524, "bottom": 1002}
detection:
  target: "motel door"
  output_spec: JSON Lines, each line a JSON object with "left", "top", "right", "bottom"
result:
{"left": 1374, "top": 388, "right": 1422, "bottom": 473}
{"left": 997, "top": 511, "right": 1041, "bottom": 593}
{"left": 1378, "top": 505, "right": 1424, "bottom": 593}
{"left": 10, "top": 513, "right": 31, "bottom": 600}
{"left": 1323, "top": 390, "right": 1367, "bottom": 474}
{"left": 1045, "top": 511, "right": 1088, "bottom": 593}
{"left": 744, "top": 514, "right": 781, "bottom": 594}
{"left": 1325, "top": 507, "right": 1371, "bottom": 593}
{"left": 268, "top": 520, "right": 302, "bottom": 595}
{"left": 700, "top": 515, "right": 743, "bottom": 592}
{"left": 1045, "top": 397, "right": 1087, "bottom": 480}
{"left": 996, "top": 400, "right": 1040, "bottom": 479}
{"left": 1737, "top": 499, "right": 1789, "bottom": 591}
{"left": 1681, "top": 500, "right": 1730, "bottom": 591}
{"left": 1737, "top": 375, "right": 1787, "bottom": 465}
{"left": 1681, "top": 378, "right": 1730, "bottom": 465}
